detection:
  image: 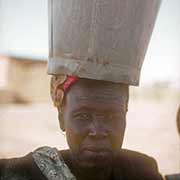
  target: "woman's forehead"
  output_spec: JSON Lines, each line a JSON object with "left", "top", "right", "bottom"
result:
{"left": 69, "top": 79, "right": 127, "bottom": 97}
{"left": 65, "top": 79, "right": 128, "bottom": 110}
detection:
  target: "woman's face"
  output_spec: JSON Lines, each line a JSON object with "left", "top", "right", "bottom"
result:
{"left": 61, "top": 79, "right": 128, "bottom": 169}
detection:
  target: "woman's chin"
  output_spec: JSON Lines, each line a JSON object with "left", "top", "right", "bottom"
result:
{"left": 77, "top": 150, "right": 113, "bottom": 169}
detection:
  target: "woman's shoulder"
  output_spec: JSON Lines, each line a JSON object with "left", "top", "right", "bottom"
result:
{"left": 0, "top": 147, "right": 163, "bottom": 180}
{"left": 0, "top": 151, "right": 38, "bottom": 180}
{"left": 113, "top": 149, "right": 163, "bottom": 180}
{"left": 119, "top": 149, "right": 158, "bottom": 165}
{"left": 0, "top": 146, "right": 75, "bottom": 180}
{"left": 0, "top": 146, "right": 58, "bottom": 180}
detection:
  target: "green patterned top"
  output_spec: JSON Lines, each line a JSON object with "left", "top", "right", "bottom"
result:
{"left": 1, "top": 146, "right": 76, "bottom": 180}
{"left": 32, "top": 147, "right": 76, "bottom": 180}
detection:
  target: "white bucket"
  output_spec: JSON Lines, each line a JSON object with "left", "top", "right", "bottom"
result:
{"left": 48, "top": 0, "right": 161, "bottom": 85}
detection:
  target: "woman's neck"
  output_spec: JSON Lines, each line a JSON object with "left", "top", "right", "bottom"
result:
{"left": 61, "top": 150, "right": 113, "bottom": 180}
{"left": 72, "top": 152, "right": 113, "bottom": 180}
{"left": 78, "top": 168, "right": 112, "bottom": 180}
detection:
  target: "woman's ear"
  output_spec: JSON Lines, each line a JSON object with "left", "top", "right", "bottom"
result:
{"left": 58, "top": 111, "right": 65, "bottom": 131}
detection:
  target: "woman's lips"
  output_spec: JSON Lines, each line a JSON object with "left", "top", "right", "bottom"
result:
{"left": 81, "top": 147, "right": 112, "bottom": 154}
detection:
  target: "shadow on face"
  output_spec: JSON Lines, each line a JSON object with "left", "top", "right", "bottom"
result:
{"left": 59, "top": 78, "right": 129, "bottom": 169}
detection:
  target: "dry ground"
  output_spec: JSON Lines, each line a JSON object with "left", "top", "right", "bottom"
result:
{"left": 0, "top": 98, "right": 179, "bottom": 177}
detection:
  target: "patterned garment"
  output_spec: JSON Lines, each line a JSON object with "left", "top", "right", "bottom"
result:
{"left": 0, "top": 146, "right": 164, "bottom": 180}
{"left": 32, "top": 147, "right": 76, "bottom": 180}
{"left": 0, "top": 147, "right": 76, "bottom": 180}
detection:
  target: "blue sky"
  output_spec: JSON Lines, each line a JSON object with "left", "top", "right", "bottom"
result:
{"left": 0, "top": 0, "right": 179, "bottom": 86}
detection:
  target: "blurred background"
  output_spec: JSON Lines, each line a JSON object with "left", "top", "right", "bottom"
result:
{"left": 0, "top": 0, "right": 179, "bottom": 177}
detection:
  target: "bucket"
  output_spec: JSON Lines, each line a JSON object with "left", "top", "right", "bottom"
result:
{"left": 48, "top": 0, "right": 161, "bottom": 85}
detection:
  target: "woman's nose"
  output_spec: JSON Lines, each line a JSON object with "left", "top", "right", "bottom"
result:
{"left": 88, "top": 120, "right": 108, "bottom": 138}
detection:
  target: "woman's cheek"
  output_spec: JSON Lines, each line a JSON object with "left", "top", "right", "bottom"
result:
{"left": 65, "top": 122, "right": 89, "bottom": 149}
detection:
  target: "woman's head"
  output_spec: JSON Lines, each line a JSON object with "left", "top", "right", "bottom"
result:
{"left": 51, "top": 75, "right": 129, "bottom": 169}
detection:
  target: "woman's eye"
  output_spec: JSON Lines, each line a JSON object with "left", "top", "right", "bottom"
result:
{"left": 106, "top": 113, "right": 121, "bottom": 122}
{"left": 108, "top": 114, "right": 113, "bottom": 120}
{"left": 79, "top": 113, "right": 91, "bottom": 119}
{"left": 105, "top": 113, "right": 114, "bottom": 121}
{"left": 73, "top": 113, "right": 92, "bottom": 126}
{"left": 74, "top": 113, "right": 92, "bottom": 120}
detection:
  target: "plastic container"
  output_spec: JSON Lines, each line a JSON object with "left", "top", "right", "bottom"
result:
{"left": 48, "top": 0, "right": 161, "bottom": 85}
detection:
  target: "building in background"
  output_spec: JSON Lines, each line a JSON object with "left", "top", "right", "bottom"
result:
{"left": 0, "top": 0, "right": 50, "bottom": 103}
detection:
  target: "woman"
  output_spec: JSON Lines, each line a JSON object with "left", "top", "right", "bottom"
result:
{"left": 0, "top": 75, "right": 163, "bottom": 180}
{"left": 0, "top": 1, "right": 162, "bottom": 178}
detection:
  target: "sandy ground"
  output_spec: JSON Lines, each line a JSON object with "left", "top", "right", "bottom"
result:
{"left": 0, "top": 98, "right": 179, "bottom": 177}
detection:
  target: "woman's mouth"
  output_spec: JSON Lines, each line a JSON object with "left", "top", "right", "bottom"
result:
{"left": 77, "top": 147, "right": 113, "bottom": 168}
{"left": 81, "top": 147, "right": 112, "bottom": 157}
